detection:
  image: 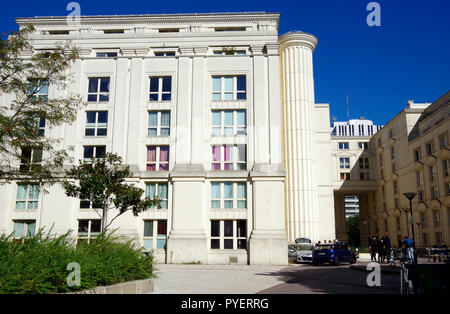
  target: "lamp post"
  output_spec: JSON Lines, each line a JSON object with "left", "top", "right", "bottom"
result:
{"left": 403, "top": 192, "right": 417, "bottom": 264}
{"left": 400, "top": 207, "right": 410, "bottom": 238}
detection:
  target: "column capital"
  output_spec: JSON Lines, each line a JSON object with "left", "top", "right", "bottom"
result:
{"left": 250, "top": 44, "right": 265, "bottom": 55}
{"left": 179, "top": 47, "right": 195, "bottom": 56}
{"left": 278, "top": 31, "right": 318, "bottom": 52}
{"left": 265, "top": 43, "right": 279, "bottom": 54}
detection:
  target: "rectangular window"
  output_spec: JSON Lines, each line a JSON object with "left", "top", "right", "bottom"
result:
{"left": 396, "top": 217, "right": 401, "bottom": 231}
{"left": 359, "top": 158, "right": 369, "bottom": 169}
{"left": 212, "top": 76, "right": 246, "bottom": 101}
{"left": 77, "top": 219, "right": 101, "bottom": 242}
{"left": 426, "top": 142, "right": 433, "bottom": 156}
{"left": 416, "top": 170, "right": 424, "bottom": 187}
{"left": 96, "top": 52, "right": 118, "bottom": 58}
{"left": 85, "top": 111, "right": 108, "bottom": 136}
{"left": 420, "top": 212, "right": 427, "bottom": 228}
{"left": 83, "top": 146, "right": 106, "bottom": 162}
{"left": 439, "top": 132, "right": 449, "bottom": 149}
{"left": 15, "top": 184, "right": 39, "bottom": 210}
{"left": 211, "top": 182, "right": 247, "bottom": 209}
{"left": 143, "top": 220, "right": 167, "bottom": 250}
{"left": 13, "top": 220, "right": 36, "bottom": 238}
{"left": 429, "top": 165, "right": 437, "bottom": 182}
{"left": 212, "top": 145, "right": 246, "bottom": 171}
{"left": 20, "top": 147, "right": 43, "bottom": 171}
{"left": 149, "top": 77, "right": 171, "bottom": 101}
{"left": 146, "top": 146, "right": 169, "bottom": 171}
{"left": 360, "top": 172, "right": 370, "bottom": 181}
{"left": 392, "top": 163, "right": 396, "bottom": 173}
{"left": 211, "top": 110, "right": 246, "bottom": 136}
{"left": 154, "top": 51, "right": 176, "bottom": 56}
{"left": 338, "top": 142, "right": 349, "bottom": 150}
{"left": 433, "top": 210, "right": 441, "bottom": 227}
{"left": 358, "top": 142, "right": 368, "bottom": 150}
{"left": 148, "top": 111, "right": 170, "bottom": 136}
{"left": 340, "top": 173, "right": 350, "bottom": 180}
{"left": 435, "top": 232, "right": 442, "bottom": 245}
{"left": 390, "top": 146, "right": 395, "bottom": 160}
{"left": 339, "top": 158, "right": 350, "bottom": 169}
{"left": 210, "top": 220, "right": 247, "bottom": 250}
{"left": 443, "top": 159, "right": 450, "bottom": 177}
{"left": 145, "top": 183, "right": 168, "bottom": 208}
{"left": 28, "top": 79, "right": 48, "bottom": 102}
{"left": 431, "top": 186, "right": 439, "bottom": 199}
{"left": 393, "top": 181, "right": 398, "bottom": 195}
{"left": 418, "top": 191, "right": 424, "bottom": 202}
{"left": 445, "top": 182, "right": 450, "bottom": 196}
{"left": 88, "top": 78, "right": 110, "bottom": 102}
{"left": 414, "top": 148, "right": 421, "bottom": 161}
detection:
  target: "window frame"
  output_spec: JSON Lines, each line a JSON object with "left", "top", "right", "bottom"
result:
{"left": 146, "top": 146, "right": 170, "bottom": 171}
{"left": 212, "top": 75, "right": 246, "bottom": 101}
{"left": 149, "top": 76, "right": 172, "bottom": 102}
{"left": 145, "top": 182, "right": 169, "bottom": 209}
{"left": 211, "top": 110, "right": 247, "bottom": 137}
{"left": 15, "top": 184, "right": 39, "bottom": 211}
{"left": 212, "top": 145, "right": 247, "bottom": 171}
{"left": 77, "top": 219, "right": 101, "bottom": 243}
{"left": 211, "top": 182, "right": 247, "bottom": 209}
{"left": 210, "top": 220, "right": 247, "bottom": 250}
{"left": 148, "top": 111, "right": 171, "bottom": 136}
{"left": 143, "top": 220, "right": 167, "bottom": 250}
{"left": 12, "top": 220, "right": 36, "bottom": 238}
{"left": 85, "top": 111, "right": 108, "bottom": 137}
{"left": 87, "top": 77, "right": 110, "bottom": 103}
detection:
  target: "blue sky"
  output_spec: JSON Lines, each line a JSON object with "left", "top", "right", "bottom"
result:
{"left": 2, "top": 0, "right": 449, "bottom": 125}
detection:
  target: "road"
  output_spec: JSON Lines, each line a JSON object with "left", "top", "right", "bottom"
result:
{"left": 151, "top": 262, "right": 400, "bottom": 294}
{"left": 258, "top": 263, "right": 400, "bottom": 294}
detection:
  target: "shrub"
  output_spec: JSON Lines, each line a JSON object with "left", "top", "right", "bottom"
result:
{"left": 0, "top": 230, "right": 154, "bottom": 294}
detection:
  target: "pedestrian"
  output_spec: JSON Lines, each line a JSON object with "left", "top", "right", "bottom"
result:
{"left": 324, "top": 240, "right": 327, "bottom": 244}
{"left": 384, "top": 235, "right": 392, "bottom": 264}
{"left": 378, "top": 237, "right": 386, "bottom": 263}
{"left": 403, "top": 235, "right": 414, "bottom": 264}
{"left": 369, "top": 236, "right": 378, "bottom": 262}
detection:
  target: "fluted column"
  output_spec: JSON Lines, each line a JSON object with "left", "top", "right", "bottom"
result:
{"left": 279, "top": 32, "right": 319, "bottom": 242}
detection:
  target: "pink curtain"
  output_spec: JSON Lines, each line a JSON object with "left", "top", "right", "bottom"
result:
{"left": 147, "top": 147, "right": 156, "bottom": 162}
{"left": 160, "top": 146, "right": 169, "bottom": 162}
{"left": 224, "top": 146, "right": 232, "bottom": 161}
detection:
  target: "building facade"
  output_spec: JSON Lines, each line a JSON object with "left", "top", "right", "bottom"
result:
{"left": 0, "top": 12, "right": 337, "bottom": 265}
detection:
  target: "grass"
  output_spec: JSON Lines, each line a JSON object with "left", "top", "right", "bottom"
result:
{"left": 0, "top": 229, "right": 155, "bottom": 294}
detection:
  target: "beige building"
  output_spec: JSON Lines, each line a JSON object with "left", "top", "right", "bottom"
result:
{"left": 368, "top": 91, "right": 449, "bottom": 248}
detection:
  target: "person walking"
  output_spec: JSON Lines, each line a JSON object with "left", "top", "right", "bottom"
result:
{"left": 378, "top": 237, "right": 386, "bottom": 263}
{"left": 369, "top": 236, "right": 378, "bottom": 262}
{"left": 384, "top": 235, "right": 392, "bottom": 264}
{"left": 403, "top": 235, "right": 414, "bottom": 264}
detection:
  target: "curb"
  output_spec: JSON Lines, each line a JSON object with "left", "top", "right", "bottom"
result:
{"left": 67, "top": 278, "right": 154, "bottom": 294}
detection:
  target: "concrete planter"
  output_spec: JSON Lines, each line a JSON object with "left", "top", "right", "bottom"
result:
{"left": 68, "top": 278, "right": 154, "bottom": 294}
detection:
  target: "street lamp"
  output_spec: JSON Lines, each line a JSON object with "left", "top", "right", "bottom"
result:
{"left": 403, "top": 192, "right": 417, "bottom": 264}
{"left": 400, "top": 207, "right": 410, "bottom": 238}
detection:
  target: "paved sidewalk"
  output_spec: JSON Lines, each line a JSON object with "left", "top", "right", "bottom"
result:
{"left": 150, "top": 264, "right": 289, "bottom": 294}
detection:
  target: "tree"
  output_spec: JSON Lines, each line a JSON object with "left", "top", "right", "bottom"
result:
{"left": 0, "top": 24, "right": 82, "bottom": 184}
{"left": 62, "top": 153, "right": 161, "bottom": 232}
{"left": 346, "top": 214, "right": 361, "bottom": 247}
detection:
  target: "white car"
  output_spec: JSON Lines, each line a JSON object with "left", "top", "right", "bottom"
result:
{"left": 296, "top": 243, "right": 315, "bottom": 263}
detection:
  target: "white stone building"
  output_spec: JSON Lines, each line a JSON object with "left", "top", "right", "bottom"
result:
{"left": 0, "top": 12, "right": 340, "bottom": 265}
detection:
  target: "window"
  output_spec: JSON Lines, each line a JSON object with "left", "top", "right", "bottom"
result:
{"left": 392, "top": 163, "right": 396, "bottom": 173}
{"left": 390, "top": 146, "right": 395, "bottom": 160}
{"left": 443, "top": 159, "right": 450, "bottom": 177}
{"left": 212, "top": 145, "right": 246, "bottom": 171}
{"left": 210, "top": 220, "right": 247, "bottom": 250}
{"left": 13, "top": 220, "right": 36, "bottom": 238}
{"left": 214, "top": 27, "right": 246, "bottom": 32}
{"left": 80, "top": 200, "right": 94, "bottom": 210}
{"left": 359, "top": 158, "right": 369, "bottom": 169}
{"left": 432, "top": 210, "right": 441, "bottom": 227}
{"left": 88, "top": 78, "right": 110, "bottom": 102}
{"left": 83, "top": 146, "right": 106, "bottom": 162}
{"left": 378, "top": 138, "right": 382, "bottom": 147}
{"left": 422, "top": 233, "right": 428, "bottom": 246}
{"left": 380, "top": 169, "right": 384, "bottom": 178}
{"left": 360, "top": 172, "right": 370, "bottom": 181}
{"left": 148, "top": 111, "right": 170, "bottom": 136}
{"left": 85, "top": 111, "right": 108, "bottom": 136}
{"left": 393, "top": 181, "right": 398, "bottom": 195}
{"left": 103, "top": 29, "right": 124, "bottom": 34}
{"left": 158, "top": 28, "right": 179, "bottom": 33}
{"left": 212, "top": 110, "right": 246, "bottom": 136}
{"left": 339, "top": 158, "right": 350, "bottom": 169}
{"left": 445, "top": 182, "right": 450, "bottom": 196}
{"left": 37, "top": 116, "right": 46, "bottom": 136}
{"left": 439, "top": 132, "right": 449, "bottom": 149}
{"left": 146, "top": 146, "right": 169, "bottom": 171}
{"left": 418, "top": 191, "right": 424, "bottom": 202}
{"left": 414, "top": 148, "right": 421, "bottom": 161}
{"left": 381, "top": 186, "right": 385, "bottom": 199}
{"left": 396, "top": 217, "right": 401, "bottom": 231}
{"left": 429, "top": 165, "right": 437, "bottom": 182}
{"left": 420, "top": 212, "right": 427, "bottom": 228}
{"left": 379, "top": 155, "right": 383, "bottom": 167}
{"left": 389, "top": 129, "right": 394, "bottom": 139}
{"left": 394, "top": 198, "right": 399, "bottom": 209}
{"left": 143, "top": 220, "right": 167, "bottom": 250}
{"left": 435, "top": 232, "right": 442, "bottom": 245}
{"left": 28, "top": 79, "right": 48, "bottom": 102}
{"left": 96, "top": 52, "right": 118, "bottom": 58}
{"left": 16, "top": 184, "right": 39, "bottom": 210}
{"left": 426, "top": 142, "right": 434, "bottom": 156}
{"left": 416, "top": 170, "right": 424, "bottom": 187}
{"left": 358, "top": 142, "right": 368, "bottom": 150}
{"left": 212, "top": 76, "right": 246, "bottom": 101}
{"left": 211, "top": 182, "right": 246, "bottom": 209}
{"left": 145, "top": 183, "right": 168, "bottom": 208}
{"left": 340, "top": 173, "right": 350, "bottom": 180}
{"left": 431, "top": 186, "right": 439, "bottom": 199}
{"left": 154, "top": 51, "right": 176, "bottom": 56}
{"left": 20, "top": 147, "right": 42, "bottom": 171}
{"left": 78, "top": 219, "right": 101, "bottom": 242}
{"left": 149, "top": 77, "right": 171, "bottom": 101}
{"left": 338, "top": 142, "right": 349, "bottom": 150}
{"left": 213, "top": 50, "right": 246, "bottom": 55}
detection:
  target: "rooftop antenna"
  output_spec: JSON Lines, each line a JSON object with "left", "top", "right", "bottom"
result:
{"left": 346, "top": 91, "right": 350, "bottom": 122}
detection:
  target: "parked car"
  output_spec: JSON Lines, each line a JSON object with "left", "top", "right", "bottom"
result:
{"left": 288, "top": 244, "right": 297, "bottom": 262}
{"left": 295, "top": 243, "right": 315, "bottom": 263}
{"left": 312, "top": 242, "right": 357, "bottom": 266}
{"left": 295, "top": 237, "right": 312, "bottom": 244}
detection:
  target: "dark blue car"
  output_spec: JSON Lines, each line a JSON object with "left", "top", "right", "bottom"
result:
{"left": 312, "top": 242, "right": 357, "bottom": 266}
